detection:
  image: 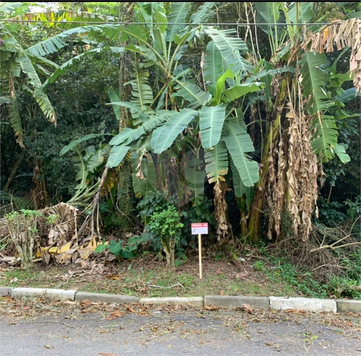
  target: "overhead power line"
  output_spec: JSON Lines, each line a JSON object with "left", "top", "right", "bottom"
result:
{"left": 0, "top": 20, "right": 340, "bottom": 26}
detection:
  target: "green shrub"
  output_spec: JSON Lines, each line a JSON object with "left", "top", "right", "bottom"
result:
{"left": 147, "top": 205, "right": 184, "bottom": 271}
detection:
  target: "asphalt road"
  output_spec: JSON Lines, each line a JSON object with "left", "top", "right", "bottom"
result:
{"left": 1, "top": 304, "right": 360, "bottom": 356}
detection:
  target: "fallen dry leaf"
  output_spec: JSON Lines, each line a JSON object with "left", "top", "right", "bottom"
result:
{"left": 243, "top": 304, "right": 254, "bottom": 314}
{"left": 234, "top": 271, "right": 249, "bottom": 279}
{"left": 125, "top": 305, "right": 136, "bottom": 313}
{"left": 204, "top": 305, "right": 219, "bottom": 311}
{"left": 105, "top": 310, "right": 123, "bottom": 320}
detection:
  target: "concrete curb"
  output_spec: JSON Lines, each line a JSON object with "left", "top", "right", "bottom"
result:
{"left": 0, "top": 287, "right": 11, "bottom": 296}
{"left": 269, "top": 296, "right": 337, "bottom": 313}
{"left": 10, "top": 287, "right": 76, "bottom": 301}
{"left": 336, "top": 299, "right": 361, "bottom": 313}
{"left": 75, "top": 291, "right": 139, "bottom": 304}
{"left": 139, "top": 297, "right": 203, "bottom": 307}
{"left": 205, "top": 295, "right": 269, "bottom": 309}
{"left": 1, "top": 286, "right": 361, "bottom": 313}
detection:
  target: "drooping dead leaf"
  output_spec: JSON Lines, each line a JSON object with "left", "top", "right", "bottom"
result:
{"left": 302, "top": 18, "right": 361, "bottom": 93}
{"left": 213, "top": 180, "right": 229, "bottom": 240}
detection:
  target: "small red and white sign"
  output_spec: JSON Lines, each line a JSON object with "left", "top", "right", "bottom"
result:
{"left": 191, "top": 223, "right": 208, "bottom": 235}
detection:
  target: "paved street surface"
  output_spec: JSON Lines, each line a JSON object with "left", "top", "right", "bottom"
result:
{"left": 0, "top": 302, "right": 360, "bottom": 356}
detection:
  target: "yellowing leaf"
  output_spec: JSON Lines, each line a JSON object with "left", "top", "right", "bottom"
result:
{"left": 58, "top": 241, "right": 72, "bottom": 253}
{"left": 48, "top": 246, "right": 58, "bottom": 253}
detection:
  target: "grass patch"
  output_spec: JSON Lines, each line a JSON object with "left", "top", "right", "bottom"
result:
{"left": 1, "top": 246, "right": 360, "bottom": 299}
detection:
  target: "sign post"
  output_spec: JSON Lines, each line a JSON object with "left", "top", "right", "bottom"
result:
{"left": 191, "top": 223, "right": 208, "bottom": 279}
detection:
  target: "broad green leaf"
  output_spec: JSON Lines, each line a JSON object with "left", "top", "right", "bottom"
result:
{"left": 333, "top": 88, "right": 361, "bottom": 103}
{"left": 204, "top": 27, "right": 253, "bottom": 76}
{"left": 60, "top": 134, "right": 103, "bottom": 155}
{"left": 199, "top": 105, "right": 226, "bottom": 149}
{"left": 204, "top": 41, "right": 224, "bottom": 95}
{"left": 230, "top": 158, "right": 254, "bottom": 211}
{"left": 109, "top": 127, "right": 145, "bottom": 146}
{"left": 109, "top": 113, "right": 169, "bottom": 146}
{"left": 142, "top": 111, "right": 171, "bottom": 131}
{"left": 127, "top": 69, "right": 153, "bottom": 111}
{"left": 106, "top": 100, "right": 150, "bottom": 122}
{"left": 288, "top": 2, "right": 315, "bottom": 23}
{"left": 300, "top": 52, "right": 328, "bottom": 114}
{"left": 106, "top": 145, "right": 130, "bottom": 168}
{"left": 190, "top": 2, "right": 218, "bottom": 23}
{"left": 166, "top": 3, "right": 191, "bottom": 43}
{"left": 175, "top": 80, "right": 212, "bottom": 109}
{"left": 310, "top": 115, "right": 338, "bottom": 162}
{"left": 333, "top": 143, "right": 351, "bottom": 164}
{"left": 0, "top": 2, "right": 25, "bottom": 14}
{"left": 224, "top": 83, "right": 262, "bottom": 101}
{"left": 16, "top": 51, "right": 56, "bottom": 122}
{"left": 151, "top": 109, "right": 198, "bottom": 154}
{"left": 301, "top": 52, "right": 338, "bottom": 162}
{"left": 214, "top": 67, "right": 234, "bottom": 105}
{"left": 26, "top": 36, "right": 67, "bottom": 57}
{"left": 254, "top": 2, "right": 285, "bottom": 38}
{"left": 224, "top": 122, "right": 259, "bottom": 187}
{"left": 85, "top": 145, "right": 110, "bottom": 173}
{"left": 0, "top": 96, "right": 10, "bottom": 104}
{"left": 205, "top": 140, "right": 228, "bottom": 184}
{"left": 9, "top": 97, "right": 23, "bottom": 147}
{"left": 125, "top": 44, "right": 157, "bottom": 62}
{"left": 184, "top": 156, "right": 206, "bottom": 201}
{"left": 107, "top": 88, "right": 121, "bottom": 121}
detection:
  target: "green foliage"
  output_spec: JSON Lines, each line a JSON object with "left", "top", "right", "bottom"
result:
{"left": 252, "top": 260, "right": 266, "bottom": 271}
{"left": 147, "top": 205, "right": 184, "bottom": 245}
{"left": 137, "top": 191, "right": 176, "bottom": 224}
{"left": 147, "top": 204, "right": 184, "bottom": 270}
{"left": 46, "top": 214, "right": 59, "bottom": 225}
{"left": 266, "top": 256, "right": 328, "bottom": 299}
{"left": 180, "top": 196, "right": 215, "bottom": 247}
{"left": 94, "top": 235, "right": 149, "bottom": 261}
{"left": 6, "top": 209, "right": 42, "bottom": 220}
{"left": 327, "top": 276, "right": 361, "bottom": 299}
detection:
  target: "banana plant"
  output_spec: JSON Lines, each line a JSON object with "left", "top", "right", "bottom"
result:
{"left": 0, "top": 3, "right": 58, "bottom": 147}
{"left": 104, "top": 3, "right": 266, "bottom": 238}
{"left": 246, "top": 1, "right": 360, "bottom": 242}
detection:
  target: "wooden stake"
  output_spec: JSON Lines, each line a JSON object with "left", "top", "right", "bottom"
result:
{"left": 198, "top": 233, "right": 202, "bottom": 279}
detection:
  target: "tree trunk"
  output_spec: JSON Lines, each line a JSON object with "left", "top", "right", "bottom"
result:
{"left": 162, "top": 239, "right": 176, "bottom": 272}
{"left": 3, "top": 150, "right": 25, "bottom": 192}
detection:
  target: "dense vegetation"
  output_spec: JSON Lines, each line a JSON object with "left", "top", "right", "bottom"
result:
{"left": 0, "top": 2, "right": 360, "bottom": 294}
